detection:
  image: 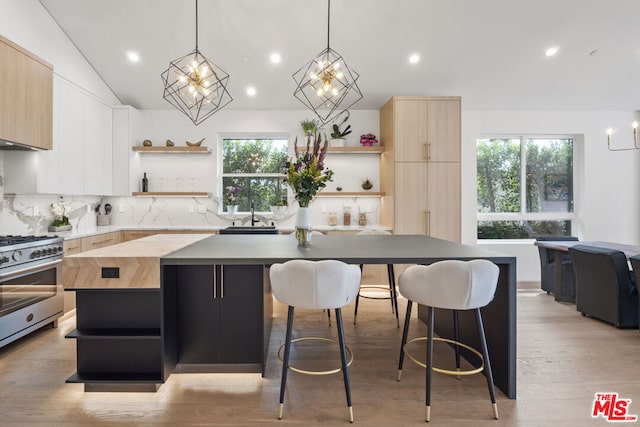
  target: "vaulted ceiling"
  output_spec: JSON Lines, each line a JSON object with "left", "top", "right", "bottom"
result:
{"left": 39, "top": 0, "right": 640, "bottom": 111}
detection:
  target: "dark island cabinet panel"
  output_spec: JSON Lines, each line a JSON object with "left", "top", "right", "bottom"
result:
{"left": 175, "top": 265, "right": 265, "bottom": 366}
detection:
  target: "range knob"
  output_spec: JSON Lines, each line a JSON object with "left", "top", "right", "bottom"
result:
{"left": 0, "top": 255, "right": 9, "bottom": 265}
{"left": 30, "top": 251, "right": 39, "bottom": 259}
{"left": 46, "top": 248, "right": 53, "bottom": 255}
{"left": 58, "top": 246, "right": 63, "bottom": 253}
{"left": 12, "top": 250, "right": 22, "bottom": 261}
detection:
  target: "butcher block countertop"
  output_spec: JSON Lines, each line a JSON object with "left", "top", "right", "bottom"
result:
{"left": 63, "top": 234, "right": 211, "bottom": 289}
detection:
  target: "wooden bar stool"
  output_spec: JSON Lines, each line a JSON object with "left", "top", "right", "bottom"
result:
{"left": 396, "top": 259, "right": 500, "bottom": 422}
{"left": 270, "top": 259, "right": 361, "bottom": 423}
{"left": 354, "top": 229, "right": 399, "bottom": 327}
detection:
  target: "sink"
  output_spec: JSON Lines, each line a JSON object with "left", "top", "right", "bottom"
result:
{"left": 220, "top": 226, "right": 279, "bottom": 235}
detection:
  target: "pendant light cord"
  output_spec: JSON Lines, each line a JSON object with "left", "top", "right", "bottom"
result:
{"left": 195, "top": 0, "right": 199, "bottom": 50}
{"left": 327, "top": 0, "right": 331, "bottom": 50}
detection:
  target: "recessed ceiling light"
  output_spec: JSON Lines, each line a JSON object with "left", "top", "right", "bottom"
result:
{"left": 126, "top": 51, "right": 140, "bottom": 63}
{"left": 270, "top": 52, "right": 281, "bottom": 64}
{"left": 246, "top": 86, "right": 257, "bottom": 96}
{"left": 545, "top": 47, "right": 558, "bottom": 57}
{"left": 409, "top": 53, "right": 420, "bottom": 64}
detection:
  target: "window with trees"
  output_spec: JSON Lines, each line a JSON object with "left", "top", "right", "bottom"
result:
{"left": 477, "top": 136, "right": 574, "bottom": 239}
{"left": 221, "top": 137, "right": 289, "bottom": 212}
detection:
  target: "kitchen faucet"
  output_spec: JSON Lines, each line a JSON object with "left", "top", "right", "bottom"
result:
{"left": 250, "top": 201, "right": 259, "bottom": 226}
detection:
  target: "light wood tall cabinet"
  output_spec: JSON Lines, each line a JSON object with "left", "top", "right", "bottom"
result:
{"left": 380, "top": 96, "right": 461, "bottom": 242}
{"left": 0, "top": 35, "right": 53, "bottom": 150}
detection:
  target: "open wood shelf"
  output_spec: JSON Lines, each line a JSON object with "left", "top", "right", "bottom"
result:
{"left": 132, "top": 192, "right": 210, "bottom": 197}
{"left": 317, "top": 192, "right": 385, "bottom": 197}
{"left": 326, "top": 146, "right": 383, "bottom": 154}
{"left": 295, "top": 146, "right": 383, "bottom": 154}
{"left": 132, "top": 146, "right": 211, "bottom": 153}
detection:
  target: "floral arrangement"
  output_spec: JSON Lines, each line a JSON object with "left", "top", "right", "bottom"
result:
{"left": 360, "top": 133, "right": 378, "bottom": 146}
{"left": 225, "top": 186, "right": 242, "bottom": 205}
{"left": 50, "top": 196, "right": 70, "bottom": 226}
{"left": 286, "top": 133, "right": 334, "bottom": 207}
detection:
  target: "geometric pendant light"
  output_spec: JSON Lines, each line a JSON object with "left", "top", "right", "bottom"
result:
{"left": 292, "top": 0, "right": 363, "bottom": 125}
{"left": 161, "top": 0, "right": 232, "bottom": 125}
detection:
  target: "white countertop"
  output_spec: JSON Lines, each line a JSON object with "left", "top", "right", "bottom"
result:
{"left": 55, "top": 224, "right": 392, "bottom": 240}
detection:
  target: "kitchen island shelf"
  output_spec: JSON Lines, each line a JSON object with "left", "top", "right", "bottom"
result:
{"left": 132, "top": 146, "right": 211, "bottom": 154}
{"left": 66, "top": 372, "right": 162, "bottom": 384}
{"left": 67, "top": 328, "right": 161, "bottom": 338}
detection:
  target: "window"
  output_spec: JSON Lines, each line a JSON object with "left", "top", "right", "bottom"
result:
{"left": 477, "top": 136, "right": 574, "bottom": 239}
{"left": 221, "top": 137, "right": 289, "bottom": 212}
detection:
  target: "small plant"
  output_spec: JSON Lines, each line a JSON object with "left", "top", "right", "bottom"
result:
{"left": 225, "top": 186, "right": 242, "bottom": 205}
{"left": 360, "top": 133, "right": 378, "bottom": 146}
{"left": 330, "top": 112, "right": 352, "bottom": 139}
{"left": 50, "top": 196, "right": 70, "bottom": 226}
{"left": 300, "top": 118, "right": 319, "bottom": 136}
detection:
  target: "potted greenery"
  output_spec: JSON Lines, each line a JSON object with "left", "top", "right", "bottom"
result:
{"left": 300, "top": 118, "right": 319, "bottom": 136}
{"left": 270, "top": 178, "right": 288, "bottom": 217}
{"left": 330, "top": 113, "right": 352, "bottom": 147}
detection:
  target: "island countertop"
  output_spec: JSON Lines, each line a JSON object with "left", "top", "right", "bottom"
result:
{"left": 63, "top": 233, "right": 210, "bottom": 289}
{"left": 160, "top": 234, "right": 514, "bottom": 266}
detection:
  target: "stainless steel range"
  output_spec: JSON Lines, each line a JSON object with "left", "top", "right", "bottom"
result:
{"left": 0, "top": 235, "right": 64, "bottom": 348}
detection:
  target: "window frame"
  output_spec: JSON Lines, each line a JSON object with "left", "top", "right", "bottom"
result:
{"left": 218, "top": 133, "right": 290, "bottom": 213}
{"left": 476, "top": 134, "right": 576, "bottom": 238}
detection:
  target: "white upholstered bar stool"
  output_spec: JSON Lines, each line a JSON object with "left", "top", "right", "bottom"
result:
{"left": 397, "top": 260, "right": 500, "bottom": 422}
{"left": 270, "top": 259, "right": 361, "bottom": 423}
{"left": 354, "top": 229, "right": 399, "bottom": 327}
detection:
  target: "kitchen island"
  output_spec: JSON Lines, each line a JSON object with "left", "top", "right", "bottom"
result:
{"left": 64, "top": 234, "right": 516, "bottom": 399}
{"left": 162, "top": 234, "right": 517, "bottom": 399}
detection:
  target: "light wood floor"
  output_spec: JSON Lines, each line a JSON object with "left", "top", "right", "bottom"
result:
{"left": 1, "top": 288, "right": 640, "bottom": 426}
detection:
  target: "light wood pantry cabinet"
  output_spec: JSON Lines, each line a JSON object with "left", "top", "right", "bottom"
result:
{"left": 380, "top": 96, "right": 461, "bottom": 242}
{"left": 0, "top": 35, "right": 53, "bottom": 150}
{"left": 386, "top": 97, "right": 460, "bottom": 163}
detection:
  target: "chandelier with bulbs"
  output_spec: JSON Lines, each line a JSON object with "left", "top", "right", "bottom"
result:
{"left": 292, "top": 0, "right": 363, "bottom": 125}
{"left": 161, "top": 0, "right": 232, "bottom": 125}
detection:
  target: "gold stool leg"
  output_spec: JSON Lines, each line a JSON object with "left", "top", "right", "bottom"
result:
{"left": 426, "top": 405, "right": 431, "bottom": 422}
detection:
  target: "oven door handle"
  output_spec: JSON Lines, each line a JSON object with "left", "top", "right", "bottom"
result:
{"left": 0, "top": 259, "right": 62, "bottom": 280}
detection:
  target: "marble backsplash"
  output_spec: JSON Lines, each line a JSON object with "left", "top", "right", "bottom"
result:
{"left": 0, "top": 192, "right": 380, "bottom": 235}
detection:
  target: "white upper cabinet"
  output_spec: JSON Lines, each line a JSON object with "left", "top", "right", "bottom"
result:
{"left": 3, "top": 77, "right": 113, "bottom": 195}
{"left": 57, "top": 78, "right": 85, "bottom": 194}
{"left": 111, "top": 105, "right": 141, "bottom": 196}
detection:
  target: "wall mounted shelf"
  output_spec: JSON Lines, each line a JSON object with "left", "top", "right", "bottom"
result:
{"left": 132, "top": 146, "right": 211, "bottom": 154}
{"left": 316, "top": 192, "right": 384, "bottom": 197}
{"left": 132, "top": 192, "right": 210, "bottom": 197}
{"left": 296, "top": 146, "right": 384, "bottom": 154}
{"left": 326, "top": 146, "right": 383, "bottom": 154}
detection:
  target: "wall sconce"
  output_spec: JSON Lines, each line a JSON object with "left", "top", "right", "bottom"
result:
{"left": 607, "top": 121, "right": 640, "bottom": 151}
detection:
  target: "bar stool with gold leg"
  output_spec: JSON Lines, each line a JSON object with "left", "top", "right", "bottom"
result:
{"left": 397, "top": 259, "right": 500, "bottom": 422}
{"left": 270, "top": 259, "right": 361, "bottom": 423}
{"left": 353, "top": 229, "right": 399, "bottom": 327}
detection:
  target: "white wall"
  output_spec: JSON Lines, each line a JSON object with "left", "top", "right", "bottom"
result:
{"left": 462, "top": 109, "right": 640, "bottom": 282}
{"left": 104, "top": 108, "right": 382, "bottom": 229}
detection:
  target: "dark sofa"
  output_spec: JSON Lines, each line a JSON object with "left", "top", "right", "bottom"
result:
{"left": 536, "top": 235, "right": 579, "bottom": 302}
{"left": 569, "top": 245, "right": 638, "bottom": 328}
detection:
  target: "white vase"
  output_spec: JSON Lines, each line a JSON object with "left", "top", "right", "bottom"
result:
{"left": 330, "top": 138, "right": 346, "bottom": 147}
{"left": 295, "top": 207, "right": 312, "bottom": 246}
{"left": 227, "top": 205, "right": 238, "bottom": 214}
